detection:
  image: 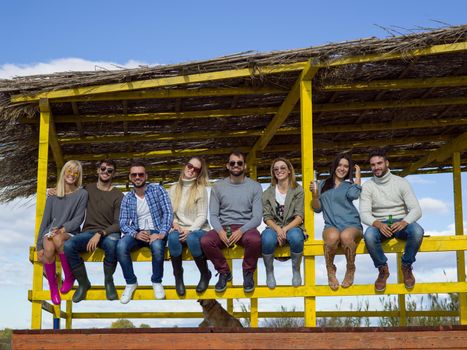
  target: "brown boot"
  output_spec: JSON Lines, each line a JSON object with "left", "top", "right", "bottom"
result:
{"left": 401, "top": 265, "right": 415, "bottom": 289}
{"left": 341, "top": 241, "right": 356, "bottom": 288}
{"left": 324, "top": 244, "right": 339, "bottom": 291}
{"left": 375, "top": 264, "right": 390, "bottom": 292}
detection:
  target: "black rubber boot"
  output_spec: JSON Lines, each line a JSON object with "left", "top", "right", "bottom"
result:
{"left": 103, "top": 262, "right": 118, "bottom": 301}
{"left": 171, "top": 255, "right": 186, "bottom": 296}
{"left": 193, "top": 255, "right": 212, "bottom": 293}
{"left": 72, "top": 264, "right": 91, "bottom": 303}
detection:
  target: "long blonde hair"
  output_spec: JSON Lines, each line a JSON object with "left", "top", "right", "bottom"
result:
{"left": 172, "top": 157, "right": 209, "bottom": 212}
{"left": 270, "top": 157, "right": 298, "bottom": 189}
{"left": 56, "top": 160, "right": 83, "bottom": 197}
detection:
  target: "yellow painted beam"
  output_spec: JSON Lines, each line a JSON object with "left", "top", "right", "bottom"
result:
{"left": 453, "top": 152, "right": 467, "bottom": 325}
{"left": 314, "top": 117, "right": 467, "bottom": 134}
{"left": 30, "top": 236, "right": 467, "bottom": 262}
{"left": 400, "top": 131, "right": 467, "bottom": 176}
{"left": 28, "top": 281, "right": 467, "bottom": 301}
{"left": 58, "top": 128, "right": 295, "bottom": 145}
{"left": 52, "top": 87, "right": 287, "bottom": 103}
{"left": 248, "top": 61, "right": 319, "bottom": 162}
{"left": 11, "top": 62, "right": 306, "bottom": 102}
{"left": 48, "top": 112, "right": 64, "bottom": 170}
{"left": 313, "top": 96, "right": 467, "bottom": 113}
{"left": 50, "top": 107, "right": 278, "bottom": 123}
{"left": 301, "top": 72, "right": 316, "bottom": 327}
{"left": 12, "top": 42, "right": 466, "bottom": 103}
{"left": 31, "top": 98, "right": 52, "bottom": 330}
{"left": 322, "top": 75, "right": 467, "bottom": 91}
{"left": 324, "top": 42, "right": 467, "bottom": 67}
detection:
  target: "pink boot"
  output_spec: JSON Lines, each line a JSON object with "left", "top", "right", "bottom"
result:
{"left": 59, "top": 253, "right": 75, "bottom": 294}
{"left": 44, "top": 263, "right": 61, "bottom": 305}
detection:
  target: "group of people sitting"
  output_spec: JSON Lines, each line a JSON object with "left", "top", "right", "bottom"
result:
{"left": 36, "top": 148, "right": 424, "bottom": 306}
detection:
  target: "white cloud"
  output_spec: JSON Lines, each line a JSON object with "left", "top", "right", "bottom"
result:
{"left": 407, "top": 175, "right": 436, "bottom": 185}
{"left": 0, "top": 58, "right": 149, "bottom": 79}
{"left": 419, "top": 197, "right": 449, "bottom": 214}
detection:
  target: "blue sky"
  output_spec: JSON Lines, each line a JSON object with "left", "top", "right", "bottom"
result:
{"left": 0, "top": 0, "right": 466, "bottom": 329}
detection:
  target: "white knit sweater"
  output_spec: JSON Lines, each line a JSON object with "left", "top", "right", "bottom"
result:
{"left": 168, "top": 179, "right": 210, "bottom": 231}
{"left": 359, "top": 170, "right": 422, "bottom": 226}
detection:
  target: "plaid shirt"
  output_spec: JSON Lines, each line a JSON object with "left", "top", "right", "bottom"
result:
{"left": 119, "top": 183, "right": 173, "bottom": 237}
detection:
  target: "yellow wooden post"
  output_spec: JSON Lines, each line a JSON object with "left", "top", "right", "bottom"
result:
{"left": 31, "top": 99, "right": 52, "bottom": 329}
{"left": 396, "top": 255, "right": 407, "bottom": 326}
{"left": 453, "top": 152, "right": 467, "bottom": 324}
{"left": 66, "top": 301, "right": 73, "bottom": 329}
{"left": 249, "top": 161, "right": 259, "bottom": 328}
{"left": 300, "top": 74, "right": 316, "bottom": 327}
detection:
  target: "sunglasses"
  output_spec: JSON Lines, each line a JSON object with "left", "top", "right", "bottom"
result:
{"left": 130, "top": 172, "right": 145, "bottom": 179}
{"left": 229, "top": 160, "right": 244, "bottom": 167}
{"left": 65, "top": 169, "right": 79, "bottom": 177}
{"left": 100, "top": 166, "right": 114, "bottom": 175}
{"left": 186, "top": 162, "right": 201, "bottom": 173}
{"left": 273, "top": 165, "right": 288, "bottom": 172}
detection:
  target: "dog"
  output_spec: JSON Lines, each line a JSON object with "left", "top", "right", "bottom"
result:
{"left": 198, "top": 299, "right": 243, "bottom": 328}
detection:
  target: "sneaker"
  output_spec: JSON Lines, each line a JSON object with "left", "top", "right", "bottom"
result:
{"left": 120, "top": 283, "right": 138, "bottom": 304}
{"left": 153, "top": 283, "right": 165, "bottom": 299}
{"left": 401, "top": 265, "right": 415, "bottom": 289}
{"left": 243, "top": 270, "right": 255, "bottom": 293}
{"left": 214, "top": 272, "right": 232, "bottom": 293}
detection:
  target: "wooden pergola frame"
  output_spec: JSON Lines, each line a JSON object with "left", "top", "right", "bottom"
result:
{"left": 11, "top": 39, "right": 466, "bottom": 329}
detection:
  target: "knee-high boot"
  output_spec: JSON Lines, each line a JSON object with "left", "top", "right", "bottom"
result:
{"left": 324, "top": 244, "right": 339, "bottom": 290}
{"left": 44, "top": 263, "right": 61, "bottom": 305}
{"left": 262, "top": 253, "right": 276, "bottom": 289}
{"left": 59, "top": 253, "right": 75, "bottom": 294}
{"left": 171, "top": 255, "right": 186, "bottom": 296}
{"left": 341, "top": 241, "right": 357, "bottom": 288}
{"left": 104, "top": 262, "right": 118, "bottom": 300}
{"left": 291, "top": 252, "right": 303, "bottom": 287}
{"left": 72, "top": 264, "right": 91, "bottom": 303}
{"left": 193, "top": 255, "right": 211, "bottom": 293}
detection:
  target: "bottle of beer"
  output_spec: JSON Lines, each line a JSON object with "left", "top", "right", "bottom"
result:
{"left": 387, "top": 215, "right": 393, "bottom": 228}
{"left": 226, "top": 226, "right": 232, "bottom": 238}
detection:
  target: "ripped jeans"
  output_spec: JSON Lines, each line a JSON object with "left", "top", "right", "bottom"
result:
{"left": 64, "top": 231, "right": 120, "bottom": 269}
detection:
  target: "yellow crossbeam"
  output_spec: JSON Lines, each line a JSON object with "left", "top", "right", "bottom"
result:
{"left": 324, "top": 42, "right": 467, "bottom": 67}
{"left": 313, "top": 96, "right": 467, "bottom": 112}
{"left": 322, "top": 75, "right": 467, "bottom": 91}
{"left": 50, "top": 107, "right": 278, "bottom": 123}
{"left": 52, "top": 87, "right": 287, "bottom": 103}
{"left": 28, "top": 281, "right": 467, "bottom": 301}
{"left": 12, "top": 42, "right": 467, "bottom": 103}
{"left": 11, "top": 62, "right": 306, "bottom": 102}
{"left": 400, "top": 131, "right": 467, "bottom": 176}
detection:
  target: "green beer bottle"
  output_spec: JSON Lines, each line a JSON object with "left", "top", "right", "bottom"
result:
{"left": 226, "top": 226, "right": 232, "bottom": 238}
{"left": 387, "top": 215, "right": 393, "bottom": 228}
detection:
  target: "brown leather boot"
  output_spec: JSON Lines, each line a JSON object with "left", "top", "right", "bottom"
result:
{"left": 375, "top": 264, "right": 390, "bottom": 292}
{"left": 401, "top": 265, "right": 415, "bottom": 289}
{"left": 341, "top": 241, "right": 357, "bottom": 288}
{"left": 324, "top": 244, "right": 339, "bottom": 291}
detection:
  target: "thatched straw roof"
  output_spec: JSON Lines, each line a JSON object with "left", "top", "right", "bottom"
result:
{"left": 0, "top": 25, "right": 466, "bottom": 202}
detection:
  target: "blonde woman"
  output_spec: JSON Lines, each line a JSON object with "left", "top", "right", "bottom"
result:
{"left": 37, "top": 160, "right": 88, "bottom": 305}
{"left": 168, "top": 157, "right": 211, "bottom": 296}
{"left": 262, "top": 158, "right": 305, "bottom": 288}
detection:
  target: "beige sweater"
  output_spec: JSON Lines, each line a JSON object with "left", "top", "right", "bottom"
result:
{"left": 169, "top": 179, "right": 210, "bottom": 231}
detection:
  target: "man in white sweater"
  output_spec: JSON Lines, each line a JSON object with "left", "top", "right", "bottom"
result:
{"left": 360, "top": 149, "right": 424, "bottom": 292}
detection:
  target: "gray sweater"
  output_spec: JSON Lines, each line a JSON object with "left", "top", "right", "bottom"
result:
{"left": 209, "top": 177, "right": 263, "bottom": 233}
{"left": 37, "top": 188, "right": 88, "bottom": 250}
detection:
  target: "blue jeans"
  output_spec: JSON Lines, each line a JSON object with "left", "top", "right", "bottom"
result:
{"left": 116, "top": 231, "right": 167, "bottom": 284}
{"left": 64, "top": 231, "right": 120, "bottom": 269}
{"left": 167, "top": 229, "right": 206, "bottom": 258}
{"left": 261, "top": 227, "right": 305, "bottom": 254}
{"left": 364, "top": 221, "right": 424, "bottom": 268}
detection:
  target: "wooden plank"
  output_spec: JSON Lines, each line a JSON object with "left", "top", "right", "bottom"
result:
{"left": 12, "top": 327, "right": 467, "bottom": 350}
